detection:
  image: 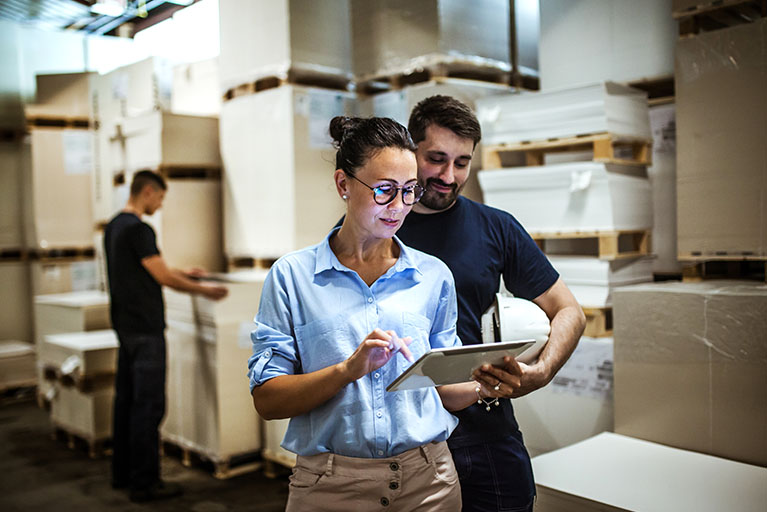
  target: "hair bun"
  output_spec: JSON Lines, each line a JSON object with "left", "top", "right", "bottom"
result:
{"left": 329, "top": 116, "right": 362, "bottom": 147}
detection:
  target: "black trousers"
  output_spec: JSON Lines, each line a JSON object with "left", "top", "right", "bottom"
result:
{"left": 111, "top": 331, "right": 167, "bottom": 491}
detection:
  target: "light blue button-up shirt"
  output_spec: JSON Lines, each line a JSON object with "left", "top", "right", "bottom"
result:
{"left": 248, "top": 228, "right": 460, "bottom": 458}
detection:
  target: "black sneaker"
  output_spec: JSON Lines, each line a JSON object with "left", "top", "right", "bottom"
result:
{"left": 129, "top": 481, "right": 183, "bottom": 503}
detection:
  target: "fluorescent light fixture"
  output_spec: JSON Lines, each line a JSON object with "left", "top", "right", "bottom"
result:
{"left": 165, "top": 0, "right": 194, "bottom": 5}
{"left": 91, "top": 0, "right": 127, "bottom": 17}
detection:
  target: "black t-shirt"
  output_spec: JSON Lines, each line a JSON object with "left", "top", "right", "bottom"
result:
{"left": 396, "top": 196, "right": 559, "bottom": 448}
{"left": 104, "top": 212, "right": 165, "bottom": 335}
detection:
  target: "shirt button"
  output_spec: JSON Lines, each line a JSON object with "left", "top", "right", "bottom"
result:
{"left": 378, "top": 450, "right": 384, "bottom": 456}
{"left": 376, "top": 411, "right": 383, "bottom": 418}
{"left": 380, "top": 497, "right": 390, "bottom": 506}
{"left": 389, "top": 481, "right": 399, "bottom": 490}
{"left": 367, "top": 297, "right": 373, "bottom": 303}
{"left": 374, "top": 373, "right": 380, "bottom": 379}
{"left": 264, "top": 350, "right": 271, "bottom": 357}
{"left": 389, "top": 462, "right": 399, "bottom": 472}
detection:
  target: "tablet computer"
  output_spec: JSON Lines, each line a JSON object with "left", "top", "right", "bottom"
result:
{"left": 386, "top": 340, "right": 535, "bottom": 392}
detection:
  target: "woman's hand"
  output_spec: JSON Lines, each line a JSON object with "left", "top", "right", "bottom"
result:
{"left": 339, "top": 328, "right": 413, "bottom": 382}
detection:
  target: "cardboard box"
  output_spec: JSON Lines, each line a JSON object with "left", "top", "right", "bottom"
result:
{"left": 532, "top": 432, "right": 767, "bottom": 512}
{"left": 515, "top": 337, "right": 614, "bottom": 457}
{"left": 478, "top": 162, "right": 652, "bottom": 233}
{"left": 647, "top": 103, "right": 681, "bottom": 274}
{"left": 25, "top": 72, "right": 94, "bottom": 119}
{"left": 172, "top": 58, "right": 221, "bottom": 116}
{"left": 50, "top": 385, "right": 114, "bottom": 441}
{"left": 24, "top": 128, "right": 94, "bottom": 250}
{"left": 0, "top": 140, "right": 26, "bottom": 250}
{"left": 30, "top": 259, "right": 99, "bottom": 296}
{"left": 146, "top": 179, "right": 224, "bottom": 272}
{"left": 548, "top": 256, "right": 652, "bottom": 308}
{"left": 675, "top": 19, "right": 767, "bottom": 257}
{"left": 477, "top": 82, "right": 651, "bottom": 146}
{"left": 613, "top": 281, "right": 767, "bottom": 467}
{"left": 539, "top": 0, "right": 676, "bottom": 90}
{"left": 162, "top": 271, "right": 267, "bottom": 461}
{"left": 219, "top": 0, "right": 352, "bottom": 92}
{"left": 0, "top": 340, "right": 37, "bottom": 389}
{"left": 358, "top": 78, "right": 510, "bottom": 203}
{"left": 119, "top": 111, "right": 221, "bottom": 173}
{"left": 220, "top": 85, "right": 355, "bottom": 259}
{"left": 0, "top": 261, "right": 32, "bottom": 343}
{"left": 41, "top": 330, "right": 118, "bottom": 379}
{"left": 351, "top": 0, "right": 510, "bottom": 78}
{"left": 33, "top": 291, "right": 111, "bottom": 345}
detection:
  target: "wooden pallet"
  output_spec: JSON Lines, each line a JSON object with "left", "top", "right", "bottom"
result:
{"left": 28, "top": 247, "right": 96, "bottom": 260}
{"left": 0, "top": 248, "right": 28, "bottom": 261}
{"left": 26, "top": 115, "right": 91, "bottom": 130}
{"left": 228, "top": 257, "right": 278, "bottom": 272}
{"left": 626, "top": 76, "right": 675, "bottom": 105}
{"left": 161, "top": 440, "right": 262, "bottom": 480}
{"left": 51, "top": 423, "right": 111, "bottom": 459}
{"left": 356, "top": 60, "right": 513, "bottom": 95}
{"left": 531, "top": 230, "right": 651, "bottom": 261}
{"left": 675, "top": 0, "right": 766, "bottom": 36}
{"left": 43, "top": 365, "right": 115, "bottom": 393}
{"left": 482, "top": 132, "right": 653, "bottom": 169}
{"left": 223, "top": 68, "right": 352, "bottom": 102}
{"left": 582, "top": 307, "right": 612, "bottom": 338}
{"left": 159, "top": 165, "right": 222, "bottom": 180}
{"left": 262, "top": 450, "right": 295, "bottom": 479}
{"left": 0, "top": 384, "right": 37, "bottom": 406}
{"left": 680, "top": 257, "right": 766, "bottom": 282}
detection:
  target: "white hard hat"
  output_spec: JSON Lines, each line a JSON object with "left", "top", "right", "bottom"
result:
{"left": 481, "top": 294, "right": 551, "bottom": 364}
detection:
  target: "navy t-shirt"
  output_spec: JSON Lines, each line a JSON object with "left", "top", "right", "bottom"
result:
{"left": 104, "top": 212, "right": 165, "bottom": 335}
{"left": 395, "top": 196, "right": 559, "bottom": 447}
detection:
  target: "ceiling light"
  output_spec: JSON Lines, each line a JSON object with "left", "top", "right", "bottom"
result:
{"left": 90, "top": 0, "right": 127, "bottom": 17}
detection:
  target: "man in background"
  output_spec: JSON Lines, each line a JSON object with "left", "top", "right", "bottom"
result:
{"left": 104, "top": 170, "right": 227, "bottom": 503}
{"left": 397, "top": 96, "right": 586, "bottom": 511}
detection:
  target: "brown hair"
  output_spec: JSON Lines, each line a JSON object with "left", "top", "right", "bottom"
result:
{"left": 408, "top": 95, "right": 482, "bottom": 148}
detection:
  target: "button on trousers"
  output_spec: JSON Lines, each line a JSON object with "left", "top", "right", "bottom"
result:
{"left": 286, "top": 441, "right": 461, "bottom": 512}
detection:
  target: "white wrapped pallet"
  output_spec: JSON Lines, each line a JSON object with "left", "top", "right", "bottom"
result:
{"left": 40, "top": 330, "right": 118, "bottom": 380}
{"left": 33, "top": 291, "right": 111, "bottom": 345}
{"left": 351, "top": 0, "right": 510, "bottom": 78}
{"left": 29, "top": 259, "right": 100, "bottom": 296}
{"left": 23, "top": 128, "right": 94, "bottom": 250}
{"left": 547, "top": 256, "right": 652, "bottom": 308}
{"left": 220, "top": 85, "right": 354, "bottom": 260}
{"left": 515, "top": 337, "right": 613, "bottom": 457}
{"left": 162, "top": 271, "right": 267, "bottom": 467}
{"left": 172, "top": 58, "right": 221, "bottom": 116}
{"left": 532, "top": 433, "right": 767, "bottom": 512}
{"left": 0, "top": 140, "right": 25, "bottom": 250}
{"left": 0, "top": 261, "right": 32, "bottom": 343}
{"left": 219, "top": 0, "right": 352, "bottom": 93}
{"left": 26, "top": 72, "right": 93, "bottom": 120}
{"left": 50, "top": 385, "right": 114, "bottom": 442}
{"left": 478, "top": 162, "right": 652, "bottom": 233}
{"left": 0, "top": 340, "right": 37, "bottom": 390}
{"left": 476, "top": 82, "right": 651, "bottom": 146}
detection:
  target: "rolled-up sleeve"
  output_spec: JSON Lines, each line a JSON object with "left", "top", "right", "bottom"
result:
{"left": 247, "top": 265, "right": 299, "bottom": 391}
{"left": 428, "top": 269, "right": 461, "bottom": 350}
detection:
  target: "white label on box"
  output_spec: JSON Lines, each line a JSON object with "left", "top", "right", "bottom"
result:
{"left": 238, "top": 321, "right": 256, "bottom": 350}
{"left": 650, "top": 104, "right": 676, "bottom": 155}
{"left": 550, "top": 339, "right": 613, "bottom": 399}
{"left": 62, "top": 131, "right": 93, "bottom": 175}
{"left": 308, "top": 92, "right": 347, "bottom": 149}
{"left": 70, "top": 260, "right": 98, "bottom": 292}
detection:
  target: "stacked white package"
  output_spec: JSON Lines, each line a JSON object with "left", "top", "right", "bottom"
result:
{"left": 547, "top": 256, "right": 653, "bottom": 308}
{"left": 30, "top": 259, "right": 100, "bottom": 296}
{"left": 515, "top": 337, "right": 613, "bottom": 458}
{"left": 171, "top": 58, "right": 221, "bottom": 117}
{"left": 478, "top": 162, "right": 652, "bottom": 234}
{"left": 162, "top": 270, "right": 268, "bottom": 466}
{"left": 220, "top": 85, "right": 355, "bottom": 259}
{"left": 351, "top": 0, "right": 510, "bottom": 79}
{"left": 0, "top": 261, "right": 32, "bottom": 344}
{"left": 532, "top": 433, "right": 767, "bottom": 512}
{"left": 219, "top": 0, "right": 352, "bottom": 94}
{"left": 476, "top": 82, "right": 651, "bottom": 146}
{"left": 0, "top": 340, "right": 37, "bottom": 390}
{"left": 0, "top": 140, "right": 25, "bottom": 250}
{"left": 43, "top": 330, "right": 118, "bottom": 443}
{"left": 263, "top": 418, "right": 296, "bottom": 470}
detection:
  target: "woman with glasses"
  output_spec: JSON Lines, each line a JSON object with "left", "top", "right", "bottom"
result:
{"left": 248, "top": 116, "right": 502, "bottom": 511}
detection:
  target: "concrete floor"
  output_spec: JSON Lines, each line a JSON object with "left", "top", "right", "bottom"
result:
{"left": 0, "top": 397, "right": 289, "bottom": 511}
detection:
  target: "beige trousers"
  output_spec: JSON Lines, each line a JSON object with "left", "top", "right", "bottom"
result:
{"left": 285, "top": 441, "right": 461, "bottom": 512}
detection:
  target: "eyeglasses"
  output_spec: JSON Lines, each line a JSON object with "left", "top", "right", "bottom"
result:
{"left": 348, "top": 174, "right": 424, "bottom": 206}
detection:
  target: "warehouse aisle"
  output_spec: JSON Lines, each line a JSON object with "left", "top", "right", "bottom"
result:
{"left": 0, "top": 399, "right": 289, "bottom": 511}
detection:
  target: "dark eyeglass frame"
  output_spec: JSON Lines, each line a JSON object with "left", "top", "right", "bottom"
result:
{"left": 348, "top": 173, "right": 424, "bottom": 206}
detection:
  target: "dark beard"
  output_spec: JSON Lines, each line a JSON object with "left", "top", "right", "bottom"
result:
{"left": 418, "top": 178, "right": 462, "bottom": 211}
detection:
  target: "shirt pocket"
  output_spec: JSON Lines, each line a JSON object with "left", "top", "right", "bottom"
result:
{"left": 294, "top": 314, "right": 356, "bottom": 373}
